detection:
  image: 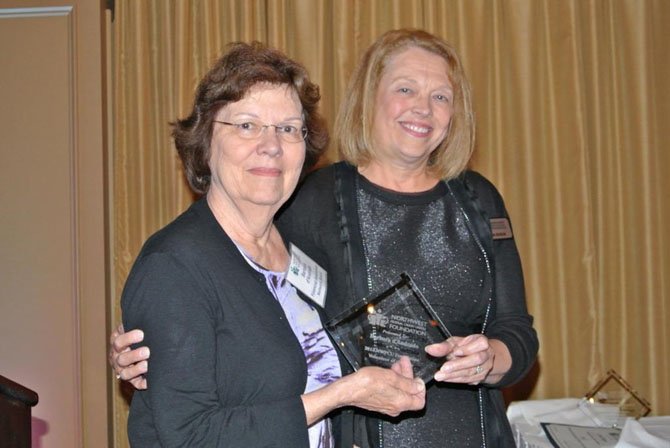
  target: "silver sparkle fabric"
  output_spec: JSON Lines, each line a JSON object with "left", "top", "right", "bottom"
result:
{"left": 356, "top": 175, "right": 490, "bottom": 447}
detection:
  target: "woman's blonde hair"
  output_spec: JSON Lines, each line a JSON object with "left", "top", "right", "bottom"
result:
{"left": 336, "top": 29, "right": 474, "bottom": 180}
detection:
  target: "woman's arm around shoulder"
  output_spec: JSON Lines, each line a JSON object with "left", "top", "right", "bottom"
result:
{"left": 463, "top": 170, "right": 539, "bottom": 388}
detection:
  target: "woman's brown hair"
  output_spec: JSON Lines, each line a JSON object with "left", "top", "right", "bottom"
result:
{"left": 173, "top": 41, "right": 329, "bottom": 194}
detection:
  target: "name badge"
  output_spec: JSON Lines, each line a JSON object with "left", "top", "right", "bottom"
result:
{"left": 286, "top": 244, "right": 327, "bottom": 307}
{"left": 490, "top": 218, "right": 513, "bottom": 240}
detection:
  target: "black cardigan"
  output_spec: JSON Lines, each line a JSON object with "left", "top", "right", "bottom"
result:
{"left": 122, "top": 198, "right": 310, "bottom": 447}
{"left": 277, "top": 162, "right": 539, "bottom": 447}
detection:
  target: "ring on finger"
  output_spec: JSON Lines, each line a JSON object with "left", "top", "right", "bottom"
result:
{"left": 474, "top": 365, "right": 482, "bottom": 375}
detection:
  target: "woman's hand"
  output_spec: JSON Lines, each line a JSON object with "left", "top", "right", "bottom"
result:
{"left": 109, "top": 324, "right": 150, "bottom": 389}
{"left": 425, "top": 335, "right": 511, "bottom": 385}
{"left": 345, "top": 356, "right": 425, "bottom": 417}
{"left": 301, "top": 356, "right": 425, "bottom": 425}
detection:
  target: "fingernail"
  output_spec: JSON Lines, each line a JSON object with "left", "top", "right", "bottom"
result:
{"left": 415, "top": 379, "right": 425, "bottom": 391}
{"left": 434, "top": 372, "right": 445, "bottom": 381}
{"left": 141, "top": 347, "right": 150, "bottom": 357}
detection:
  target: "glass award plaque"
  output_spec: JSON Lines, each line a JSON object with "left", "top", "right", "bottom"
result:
{"left": 579, "top": 369, "right": 651, "bottom": 426}
{"left": 325, "top": 273, "right": 451, "bottom": 382}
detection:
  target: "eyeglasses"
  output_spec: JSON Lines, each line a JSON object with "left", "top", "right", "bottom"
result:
{"left": 214, "top": 120, "right": 308, "bottom": 143}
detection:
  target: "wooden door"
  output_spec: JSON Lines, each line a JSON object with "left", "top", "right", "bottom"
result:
{"left": 0, "top": 1, "right": 109, "bottom": 446}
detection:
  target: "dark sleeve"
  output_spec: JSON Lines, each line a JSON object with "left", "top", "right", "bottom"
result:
{"left": 465, "top": 172, "right": 539, "bottom": 388}
{"left": 276, "top": 169, "right": 337, "bottom": 276}
{"left": 121, "top": 252, "right": 308, "bottom": 448}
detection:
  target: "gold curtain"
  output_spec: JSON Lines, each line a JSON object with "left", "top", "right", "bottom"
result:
{"left": 110, "top": 0, "right": 670, "bottom": 445}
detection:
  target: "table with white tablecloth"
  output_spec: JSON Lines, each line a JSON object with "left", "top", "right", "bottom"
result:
{"left": 506, "top": 398, "right": 670, "bottom": 447}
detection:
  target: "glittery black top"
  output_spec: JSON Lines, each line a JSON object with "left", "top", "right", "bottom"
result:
{"left": 277, "top": 162, "right": 539, "bottom": 448}
{"left": 357, "top": 174, "right": 489, "bottom": 447}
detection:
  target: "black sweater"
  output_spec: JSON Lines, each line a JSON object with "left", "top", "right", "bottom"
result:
{"left": 277, "top": 162, "right": 539, "bottom": 447}
{"left": 122, "top": 198, "right": 310, "bottom": 447}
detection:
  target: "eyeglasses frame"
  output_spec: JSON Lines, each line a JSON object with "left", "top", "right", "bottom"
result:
{"left": 213, "top": 120, "right": 308, "bottom": 143}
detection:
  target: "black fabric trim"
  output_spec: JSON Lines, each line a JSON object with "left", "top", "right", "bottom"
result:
{"left": 333, "top": 162, "right": 370, "bottom": 304}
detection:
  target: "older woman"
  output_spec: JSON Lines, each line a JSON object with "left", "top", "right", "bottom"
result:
{"left": 275, "top": 28, "right": 538, "bottom": 447}
{"left": 119, "top": 41, "right": 425, "bottom": 448}
{"left": 113, "top": 30, "right": 538, "bottom": 447}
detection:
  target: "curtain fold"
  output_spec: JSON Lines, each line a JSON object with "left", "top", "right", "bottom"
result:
{"left": 110, "top": 1, "right": 670, "bottom": 445}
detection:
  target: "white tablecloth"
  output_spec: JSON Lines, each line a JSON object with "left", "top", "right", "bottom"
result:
{"left": 506, "top": 398, "right": 670, "bottom": 448}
